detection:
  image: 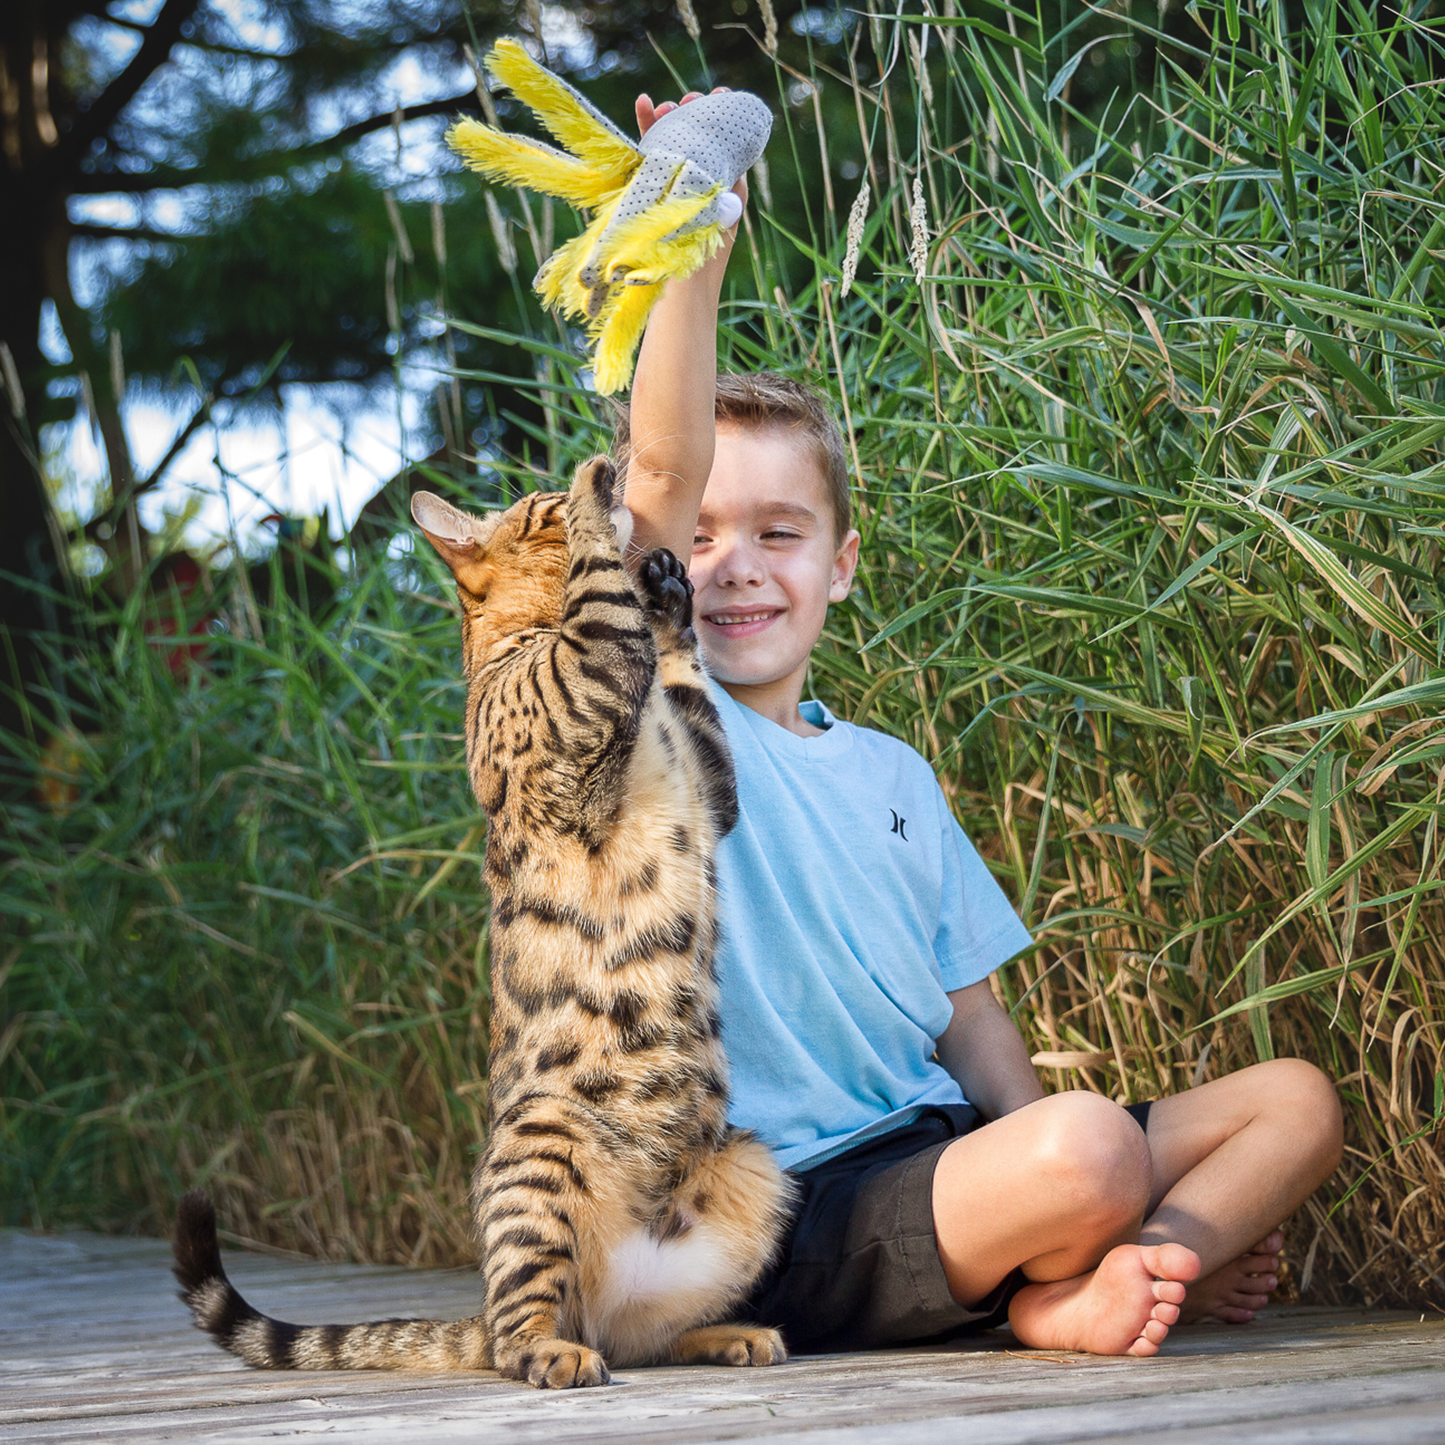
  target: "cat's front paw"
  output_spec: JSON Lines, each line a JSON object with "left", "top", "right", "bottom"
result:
{"left": 501, "top": 1338, "right": 611, "bottom": 1389}
{"left": 640, "top": 548, "right": 694, "bottom": 633}
{"left": 572, "top": 455, "right": 633, "bottom": 553}
{"left": 579, "top": 455, "right": 617, "bottom": 511}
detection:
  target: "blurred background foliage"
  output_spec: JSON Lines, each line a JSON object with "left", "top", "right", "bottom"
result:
{"left": 4, "top": 0, "right": 1445, "bottom": 1309}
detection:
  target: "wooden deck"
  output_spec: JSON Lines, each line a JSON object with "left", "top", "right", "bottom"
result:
{"left": 4, "top": 1228, "right": 1445, "bottom": 1444}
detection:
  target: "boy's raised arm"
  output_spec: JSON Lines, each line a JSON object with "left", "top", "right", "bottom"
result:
{"left": 620, "top": 92, "right": 745, "bottom": 564}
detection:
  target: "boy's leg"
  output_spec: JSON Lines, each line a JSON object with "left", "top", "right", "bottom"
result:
{"left": 1136, "top": 1057, "right": 1343, "bottom": 1322}
{"left": 930, "top": 1091, "right": 1201, "bottom": 1356}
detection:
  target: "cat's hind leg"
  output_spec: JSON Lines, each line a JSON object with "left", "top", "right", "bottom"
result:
{"left": 664, "top": 1127, "right": 794, "bottom": 1362}
{"left": 596, "top": 1127, "right": 794, "bottom": 1368}
{"left": 669, "top": 1322, "right": 788, "bottom": 1366}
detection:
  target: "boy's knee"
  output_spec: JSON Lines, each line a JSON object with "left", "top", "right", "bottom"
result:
{"left": 1262, "top": 1058, "right": 1344, "bottom": 1167}
{"left": 1029, "top": 1092, "right": 1151, "bottom": 1221}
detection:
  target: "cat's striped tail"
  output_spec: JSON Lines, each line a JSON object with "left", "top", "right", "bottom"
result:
{"left": 173, "top": 1192, "right": 490, "bottom": 1371}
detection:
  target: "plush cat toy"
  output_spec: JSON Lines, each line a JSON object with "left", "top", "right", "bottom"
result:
{"left": 448, "top": 40, "right": 771, "bottom": 394}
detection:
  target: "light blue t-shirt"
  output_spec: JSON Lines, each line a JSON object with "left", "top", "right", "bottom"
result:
{"left": 710, "top": 683, "right": 1033, "bottom": 1171}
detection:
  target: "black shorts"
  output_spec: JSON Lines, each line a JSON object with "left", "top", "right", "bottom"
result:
{"left": 743, "top": 1100, "right": 1153, "bottom": 1354}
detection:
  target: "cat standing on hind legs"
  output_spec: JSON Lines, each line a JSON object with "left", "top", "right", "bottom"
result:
{"left": 173, "top": 456, "right": 793, "bottom": 1387}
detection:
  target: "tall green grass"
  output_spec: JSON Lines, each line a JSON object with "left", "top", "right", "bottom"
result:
{"left": 2, "top": 544, "right": 499, "bottom": 1261}
{"left": 794, "top": 0, "right": 1445, "bottom": 1308}
{"left": 5, "top": 0, "right": 1444, "bottom": 1305}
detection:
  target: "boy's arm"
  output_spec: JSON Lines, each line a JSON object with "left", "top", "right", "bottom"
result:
{"left": 620, "top": 92, "right": 745, "bottom": 563}
{"left": 621, "top": 252, "right": 732, "bottom": 561}
{"left": 937, "top": 979, "right": 1045, "bottom": 1122}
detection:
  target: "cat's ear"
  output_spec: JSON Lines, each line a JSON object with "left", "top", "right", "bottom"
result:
{"left": 411, "top": 492, "right": 496, "bottom": 597}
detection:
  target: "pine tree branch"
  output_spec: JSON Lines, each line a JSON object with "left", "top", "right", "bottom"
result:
{"left": 70, "top": 92, "right": 476, "bottom": 196}
{"left": 98, "top": 13, "right": 283, "bottom": 60}
{"left": 319, "top": 92, "right": 475, "bottom": 152}
{"left": 71, "top": 165, "right": 204, "bottom": 195}
{"left": 64, "top": 0, "right": 203, "bottom": 162}
{"left": 71, "top": 222, "right": 190, "bottom": 245}
{"left": 132, "top": 392, "right": 215, "bottom": 500}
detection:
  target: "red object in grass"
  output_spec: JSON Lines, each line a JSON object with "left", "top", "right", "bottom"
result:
{"left": 147, "top": 552, "right": 214, "bottom": 677}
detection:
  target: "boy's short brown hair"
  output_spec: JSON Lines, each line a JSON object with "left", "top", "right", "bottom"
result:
{"left": 614, "top": 371, "right": 852, "bottom": 539}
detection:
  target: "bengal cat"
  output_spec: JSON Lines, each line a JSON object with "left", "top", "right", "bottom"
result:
{"left": 174, "top": 456, "right": 793, "bottom": 1388}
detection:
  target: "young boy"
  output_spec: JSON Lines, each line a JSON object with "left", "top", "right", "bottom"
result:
{"left": 614, "top": 93, "right": 1343, "bottom": 1358}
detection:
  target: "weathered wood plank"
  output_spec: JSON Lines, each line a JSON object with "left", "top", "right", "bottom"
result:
{"left": 4, "top": 1230, "right": 1444, "bottom": 1444}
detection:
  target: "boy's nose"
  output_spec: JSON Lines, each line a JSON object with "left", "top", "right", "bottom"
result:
{"left": 713, "top": 543, "right": 768, "bottom": 586}
{"left": 712, "top": 542, "right": 765, "bottom": 587}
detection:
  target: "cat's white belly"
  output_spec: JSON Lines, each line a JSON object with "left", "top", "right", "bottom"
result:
{"left": 602, "top": 1225, "right": 728, "bottom": 1307}
{"left": 585, "top": 1225, "right": 735, "bottom": 1362}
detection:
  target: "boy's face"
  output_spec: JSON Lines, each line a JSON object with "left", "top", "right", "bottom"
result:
{"left": 689, "top": 424, "right": 859, "bottom": 695}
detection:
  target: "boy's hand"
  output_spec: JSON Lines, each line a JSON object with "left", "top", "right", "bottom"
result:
{"left": 634, "top": 90, "right": 749, "bottom": 227}
{"left": 635, "top": 92, "right": 706, "bottom": 135}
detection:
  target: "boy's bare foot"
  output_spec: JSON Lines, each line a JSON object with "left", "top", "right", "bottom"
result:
{"left": 1008, "top": 1243, "right": 1201, "bottom": 1357}
{"left": 1178, "top": 1230, "right": 1283, "bottom": 1324}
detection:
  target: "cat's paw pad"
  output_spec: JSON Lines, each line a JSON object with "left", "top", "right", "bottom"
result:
{"left": 509, "top": 1339, "right": 611, "bottom": 1389}
{"left": 639, "top": 548, "right": 693, "bottom": 631}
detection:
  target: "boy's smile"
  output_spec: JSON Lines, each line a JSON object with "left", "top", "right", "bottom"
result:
{"left": 688, "top": 424, "right": 859, "bottom": 734}
{"left": 705, "top": 606, "right": 783, "bottom": 637}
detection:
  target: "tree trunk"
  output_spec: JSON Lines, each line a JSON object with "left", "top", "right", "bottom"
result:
{"left": 0, "top": 9, "right": 76, "bottom": 779}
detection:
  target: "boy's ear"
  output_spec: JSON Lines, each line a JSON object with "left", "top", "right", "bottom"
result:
{"left": 411, "top": 492, "right": 496, "bottom": 597}
{"left": 829, "top": 528, "right": 861, "bottom": 604}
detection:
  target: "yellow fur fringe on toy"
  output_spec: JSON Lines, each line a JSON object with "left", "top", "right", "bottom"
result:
{"left": 448, "top": 40, "right": 772, "bottom": 394}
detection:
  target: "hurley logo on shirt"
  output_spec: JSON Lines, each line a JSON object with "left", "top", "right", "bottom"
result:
{"left": 889, "top": 810, "right": 908, "bottom": 841}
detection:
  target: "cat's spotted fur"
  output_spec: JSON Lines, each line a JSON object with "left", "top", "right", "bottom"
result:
{"left": 174, "top": 456, "right": 793, "bottom": 1388}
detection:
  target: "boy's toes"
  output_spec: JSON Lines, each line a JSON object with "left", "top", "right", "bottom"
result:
{"left": 1142, "top": 1243, "right": 1202, "bottom": 1286}
{"left": 1154, "top": 1278, "right": 1189, "bottom": 1307}
{"left": 1236, "top": 1232, "right": 1283, "bottom": 1271}
{"left": 1218, "top": 1269, "right": 1275, "bottom": 1312}
{"left": 1127, "top": 1325, "right": 1165, "bottom": 1357}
